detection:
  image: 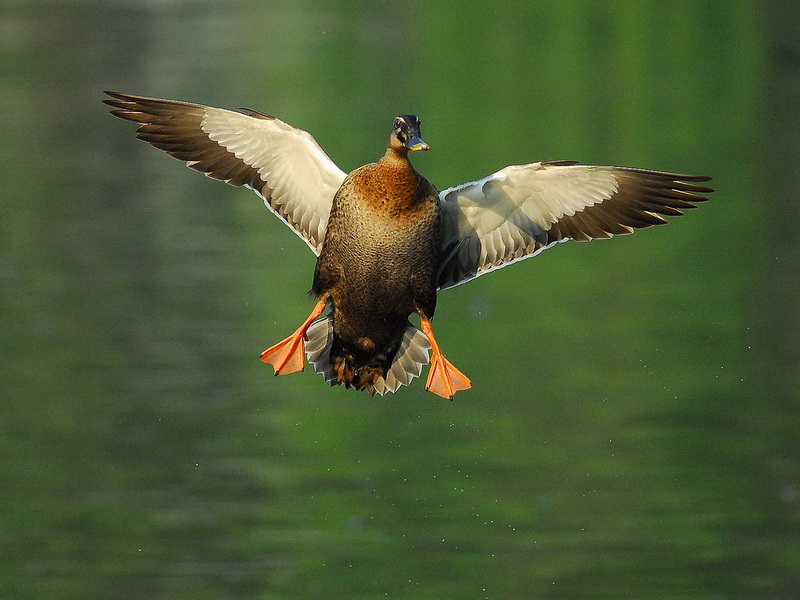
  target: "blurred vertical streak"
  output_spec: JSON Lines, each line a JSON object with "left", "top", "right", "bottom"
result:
{"left": 762, "top": 1, "right": 800, "bottom": 397}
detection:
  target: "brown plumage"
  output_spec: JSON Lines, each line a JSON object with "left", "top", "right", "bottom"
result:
{"left": 103, "top": 91, "right": 713, "bottom": 399}
{"left": 311, "top": 118, "right": 440, "bottom": 391}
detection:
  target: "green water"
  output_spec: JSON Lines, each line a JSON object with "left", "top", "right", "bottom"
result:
{"left": 1, "top": 1, "right": 797, "bottom": 598}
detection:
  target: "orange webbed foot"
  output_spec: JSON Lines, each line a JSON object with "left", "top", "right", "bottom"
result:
{"left": 425, "top": 354, "right": 472, "bottom": 400}
{"left": 259, "top": 299, "right": 327, "bottom": 376}
{"left": 419, "top": 315, "right": 472, "bottom": 400}
{"left": 259, "top": 329, "right": 308, "bottom": 375}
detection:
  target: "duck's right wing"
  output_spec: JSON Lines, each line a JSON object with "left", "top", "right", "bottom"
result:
{"left": 437, "top": 161, "right": 713, "bottom": 290}
{"left": 104, "top": 91, "right": 347, "bottom": 255}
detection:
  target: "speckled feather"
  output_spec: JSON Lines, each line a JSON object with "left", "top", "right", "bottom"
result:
{"left": 312, "top": 151, "right": 440, "bottom": 391}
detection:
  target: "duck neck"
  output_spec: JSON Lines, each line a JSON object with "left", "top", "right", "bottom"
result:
{"left": 381, "top": 146, "right": 412, "bottom": 168}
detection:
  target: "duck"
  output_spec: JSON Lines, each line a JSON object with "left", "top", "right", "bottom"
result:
{"left": 104, "top": 91, "right": 713, "bottom": 399}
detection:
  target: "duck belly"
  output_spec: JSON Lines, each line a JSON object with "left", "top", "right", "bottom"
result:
{"left": 311, "top": 199, "right": 440, "bottom": 391}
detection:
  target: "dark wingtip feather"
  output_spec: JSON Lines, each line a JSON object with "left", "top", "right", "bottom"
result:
{"left": 239, "top": 107, "right": 276, "bottom": 120}
{"left": 103, "top": 90, "right": 138, "bottom": 108}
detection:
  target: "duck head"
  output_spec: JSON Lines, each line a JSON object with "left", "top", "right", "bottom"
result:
{"left": 389, "top": 114, "right": 430, "bottom": 153}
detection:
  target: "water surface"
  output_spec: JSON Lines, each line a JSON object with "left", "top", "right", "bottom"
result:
{"left": 1, "top": 2, "right": 797, "bottom": 599}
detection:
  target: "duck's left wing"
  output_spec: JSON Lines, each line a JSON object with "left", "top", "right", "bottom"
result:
{"left": 437, "top": 161, "right": 713, "bottom": 290}
{"left": 104, "top": 91, "right": 347, "bottom": 255}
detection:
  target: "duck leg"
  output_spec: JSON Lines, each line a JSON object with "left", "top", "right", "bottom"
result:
{"left": 419, "top": 315, "right": 471, "bottom": 399}
{"left": 260, "top": 299, "right": 327, "bottom": 375}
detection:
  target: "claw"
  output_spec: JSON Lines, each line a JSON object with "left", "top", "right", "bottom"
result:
{"left": 259, "top": 331, "right": 308, "bottom": 374}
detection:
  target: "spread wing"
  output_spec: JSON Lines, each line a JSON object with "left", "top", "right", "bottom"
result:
{"left": 437, "top": 161, "right": 713, "bottom": 289}
{"left": 104, "top": 91, "right": 347, "bottom": 255}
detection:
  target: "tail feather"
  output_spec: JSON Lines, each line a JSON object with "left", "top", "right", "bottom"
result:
{"left": 373, "top": 325, "right": 431, "bottom": 395}
{"left": 305, "top": 315, "right": 431, "bottom": 395}
{"left": 305, "top": 315, "right": 336, "bottom": 384}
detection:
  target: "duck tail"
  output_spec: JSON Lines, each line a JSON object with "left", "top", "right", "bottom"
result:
{"left": 305, "top": 315, "right": 431, "bottom": 396}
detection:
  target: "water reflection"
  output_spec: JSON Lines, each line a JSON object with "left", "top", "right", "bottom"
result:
{"left": 1, "top": 2, "right": 797, "bottom": 599}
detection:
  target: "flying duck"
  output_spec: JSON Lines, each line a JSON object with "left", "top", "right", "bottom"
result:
{"left": 104, "top": 91, "right": 713, "bottom": 399}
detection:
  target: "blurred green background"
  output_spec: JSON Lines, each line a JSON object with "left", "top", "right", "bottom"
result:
{"left": 1, "top": 1, "right": 798, "bottom": 599}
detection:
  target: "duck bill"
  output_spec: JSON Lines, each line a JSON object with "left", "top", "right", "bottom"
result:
{"left": 404, "top": 135, "right": 430, "bottom": 152}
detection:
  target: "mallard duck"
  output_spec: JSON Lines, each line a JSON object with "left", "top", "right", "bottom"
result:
{"left": 104, "top": 91, "right": 713, "bottom": 399}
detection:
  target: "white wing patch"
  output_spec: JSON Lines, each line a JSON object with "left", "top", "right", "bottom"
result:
{"left": 201, "top": 108, "right": 346, "bottom": 254}
{"left": 438, "top": 162, "right": 711, "bottom": 289}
